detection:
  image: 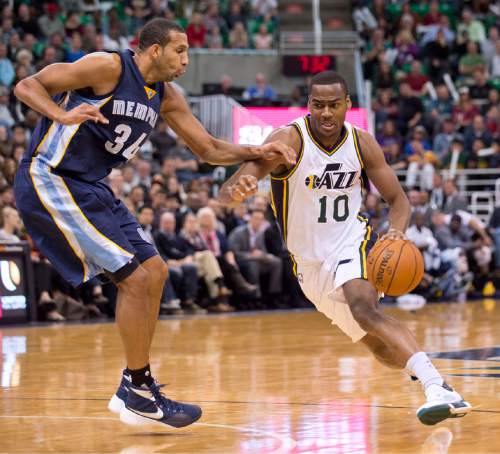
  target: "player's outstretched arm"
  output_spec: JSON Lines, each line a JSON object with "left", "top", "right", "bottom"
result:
{"left": 217, "top": 126, "right": 300, "bottom": 207}
{"left": 161, "top": 83, "right": 296, "bottom": 166}
{"left": 14, "top": 53, "right": 119, "bottom": 125}
{"left": 358, "top": 129, "right": 411, "bottom": 239}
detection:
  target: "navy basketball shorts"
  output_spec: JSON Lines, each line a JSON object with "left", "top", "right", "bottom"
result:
{"left": 14, "top": 160, "right": 158, "bottom": 287}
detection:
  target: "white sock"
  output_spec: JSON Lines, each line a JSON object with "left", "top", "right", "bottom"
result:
{"left": 406, "top": 351, "right": 443, "bottom": 389}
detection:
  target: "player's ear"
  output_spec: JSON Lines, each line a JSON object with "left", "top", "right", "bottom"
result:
{"left": 151, "top": 44, "right": 161, "bottom": 59}
{"left": 346, "top": 95, "right": 352, "bottom": 110}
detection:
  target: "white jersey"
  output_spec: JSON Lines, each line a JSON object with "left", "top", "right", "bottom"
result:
{"left": 270, "top": 116, "right": 370, "bottom": 264}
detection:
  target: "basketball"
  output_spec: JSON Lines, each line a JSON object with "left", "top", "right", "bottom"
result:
{"left": 367, "top": 239, "right": 424, "bottom": 296}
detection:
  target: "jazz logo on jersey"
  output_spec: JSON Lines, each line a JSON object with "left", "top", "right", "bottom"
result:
{"left": 305, "top": 163, "right": 358, "bottom": 190}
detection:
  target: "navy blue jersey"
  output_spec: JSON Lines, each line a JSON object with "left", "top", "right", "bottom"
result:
{"left": 25, "top": 50, "right": 164, "bottom": 182}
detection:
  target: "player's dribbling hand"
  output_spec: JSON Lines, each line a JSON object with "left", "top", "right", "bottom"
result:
{"left": 380, "top": 228, "right": 407, "bottom": 241}
{"left": 57, "top": 103, "right": 109, "bottom": 125}
{"left": 256, "top": 141, "right": 296, "bottom": 166}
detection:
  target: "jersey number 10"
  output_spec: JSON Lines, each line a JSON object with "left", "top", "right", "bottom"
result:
{"left": 105, "top": 124, "right": 147, "bottom": 160}
{"left": 317, "top": 195, "right": 349, "bottom": 223}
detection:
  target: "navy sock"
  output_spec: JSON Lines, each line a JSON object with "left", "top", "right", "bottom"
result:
{"left": 128, "top": 364, "right": 154, "bottom": 387}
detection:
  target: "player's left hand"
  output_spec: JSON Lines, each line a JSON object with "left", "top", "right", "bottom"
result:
{"left": 380, "top": 228, "right": 407, "bottom": 241}
{"left": 255, "top": 141, "right": 296, "bottom": 166}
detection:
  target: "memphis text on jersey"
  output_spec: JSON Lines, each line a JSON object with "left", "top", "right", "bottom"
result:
{"left": 111, "top": 99, "right": 159, "bottom": 128}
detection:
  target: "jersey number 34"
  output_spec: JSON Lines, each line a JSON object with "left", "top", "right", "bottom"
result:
{"left": 105, "top": 124, "right": 147, "bottom": 160}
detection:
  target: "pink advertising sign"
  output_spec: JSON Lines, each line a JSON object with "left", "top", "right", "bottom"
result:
{"left": 232, "top": 107, "right": 368, "bottom": 145}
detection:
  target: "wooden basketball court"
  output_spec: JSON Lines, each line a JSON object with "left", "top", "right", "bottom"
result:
{"left": 1, "top": 302, "right": 500, "bottom": 453}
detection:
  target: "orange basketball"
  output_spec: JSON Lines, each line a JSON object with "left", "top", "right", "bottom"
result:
{"left": 367, "top": 239, "right": 424, "bottom": 296}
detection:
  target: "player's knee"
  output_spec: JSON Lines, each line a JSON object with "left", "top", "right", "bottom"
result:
{"left": 118, "top": 265, "right": 150, "bottom": 296}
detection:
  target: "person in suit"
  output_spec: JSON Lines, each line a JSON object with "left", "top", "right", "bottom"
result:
{"left": 443, "top": 179, "right": 468, "bottom": 214}
{"left": 228, "top": 209, "right": 283, "bottom": 301}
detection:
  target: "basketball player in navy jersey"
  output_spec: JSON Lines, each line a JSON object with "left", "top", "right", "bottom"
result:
{"left": 219, "top": 71, "right": 471, "bottom": 425}
{"left": 13, "top": 18, "right": 295, "bottom": 428}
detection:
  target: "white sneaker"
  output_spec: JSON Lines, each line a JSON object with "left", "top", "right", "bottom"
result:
{"left": 417, "top": 382, "right": 471, "bottom": 425}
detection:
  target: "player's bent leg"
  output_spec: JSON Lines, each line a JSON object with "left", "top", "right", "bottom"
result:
{"left": 361, "top": 334, "right": 402, "bottom": 369}
{"left": 141, "top": 255, "right": 169, "bottom": 348}
{"left": 343, "top": 279, "right": 471, "bottom": 425}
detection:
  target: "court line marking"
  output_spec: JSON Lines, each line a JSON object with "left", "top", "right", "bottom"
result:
{"left": 1, "top": 396, "right": 499, "bottom": 413}
{"left": 0, "top": 415, "right": 297, "bottom": 454}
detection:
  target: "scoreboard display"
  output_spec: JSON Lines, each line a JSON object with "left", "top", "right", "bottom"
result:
{"left": 282, "top": 55, "right": 336, "bottom": 77}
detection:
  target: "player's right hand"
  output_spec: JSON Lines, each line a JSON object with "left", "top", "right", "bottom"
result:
{"left": 229, "top": 175, "right": 258, "bottom": 202}
{"left": 56, "top": 103, "right": 109, "bottom": 125}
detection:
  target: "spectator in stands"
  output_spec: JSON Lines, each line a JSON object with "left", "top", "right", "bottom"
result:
{"left": 36, "top": 46, "right": 57, "bottom": 71}
{"left": 15, "top": 4, "right": 40, "bottom": 37}
{"left": 362, "top": 28, "right": 387, "bottom": 80}
{"left": 427, "top": 83, "right": 453, "bottom": 125}
{"left": 452, "top": 86, "right": 480, "bottom": 131}
{"left": 204, "top": 2, "right": 227, "bottom": 36}
{"left": 229, "top": 21, "right": 249, "bottom": 49}
{"left": 469, "top": 68, "right": 492, "bottom": 106}
{"left": 37, "top": 3, "right": 65, "bottom": 38}
{"left": 491, "top": 41, "right": 500, "bottom": 77}
{"left": 243, "top": 72, "right": 276, "bottom": 102}
{"left": 137, "top": 205, "right": 155, "bottom": 244}
{"left": 180, "top": 212, "right": 233, "bottom": 301}
{"left": 464, "top": 115, "right": 493, "bottom": 151}
{"left": 443, "top": 179, "right": 468, "bottom": 214}
{"left": 405, "top": 126, "right": 436, "bottom": 191}
{"left": 0, "top": 205, "right": 21, "bottom": 242}
{"left": 0, "top": 86, "right": 15, "bottom": 127}
{"left": 441, "top": 138, "right": 469, "bottom": 169}
{"left": 373, "top": 89, "right": 398, "bottom": 128}
{"left": 373, "top": 60, "right": 395, "bottom": 91}
{"left": 394, "top": 30, "right": 420, "bottom": 69}
{"left": 481, "top": 26, "right": 498, "bottom": 64}
{"left": 186, "top": 12, "right": 206, "bottom": 48}
{"left": 154, "top": 212, "right": 206, "bottom": 314}
{"left": 459, "top": 41, "right": 487, "bottom": 77}
{"left": 424, "top": 29, "right": 451, "bottom": 82}
{"left": 228, "top": 209, "right": 282, "bottom": 302}
{"left": 407, "top": 211, "right": 438, "bottom": 271}
{"left": 0, "top": 43, "right": 15, "bottom": 87}
{"left": 457, "top": 8, "right": 486, "bottom": 43}
{"left": 253, "top": 24, "right": 273, "bottom": 50}
{"left": 48, "top": 33, "right": 67, "bottom": 62}
{"left": 251, "top": 0, "right": 277, "bottom": 21}
{"left": 396, "top": 82, "right": 423, "bottom": 136}
{"left": 422, "top": 1, "right": 441, "bottom": 26}
{"left": 66, "top": 32, "right": 85, "bottom": 62}
{"left": 225, "top": 1, "right": 248, "bottom": 31}
{"left": 206, "top": 25, "right": 224, "bottom": 49}
{"left": 403, "top": 60, "right": 429, "bottom": 96}
{"left": 433, "top": 118, "right": 456, "bottom": 160}
{"left": 197, "top": 206, "right": 258, "bottom": 297}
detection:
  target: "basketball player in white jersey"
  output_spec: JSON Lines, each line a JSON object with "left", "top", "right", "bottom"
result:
{"left": 218, "top": 71, "right": 471, "bottom": 425}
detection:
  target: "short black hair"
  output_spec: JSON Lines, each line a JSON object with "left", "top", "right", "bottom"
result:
{"left": 138, "top": 204, "right": 154, "bottom": 213}
{"left": 309, "top": 71, "right": 349, "bottom": 95}
{"left": 138, "top": 18, "right": 185, "bottom": 51}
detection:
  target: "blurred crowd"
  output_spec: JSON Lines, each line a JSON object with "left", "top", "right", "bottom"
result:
{"left": 355, "top": 1, "right": 500, "bottom": 302}
{"left": 356, "top": 0, "right": 499, "bottom": 187}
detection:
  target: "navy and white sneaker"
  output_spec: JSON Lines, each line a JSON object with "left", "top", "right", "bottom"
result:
{"left": 108, "top": 370, "right": 131, "bottom": 414}
{"left": 417, "top": 382, "right": 471, "bottom": 425}
{"left": 120, "top": 381, "right": 202, "bottom": 428}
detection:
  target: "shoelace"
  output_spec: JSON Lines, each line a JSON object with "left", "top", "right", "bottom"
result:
{"left": 150, "top": 383, "right": 184, "bottom": 414}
